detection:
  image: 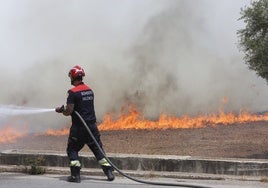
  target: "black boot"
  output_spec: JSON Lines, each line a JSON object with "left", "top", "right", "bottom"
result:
{"left": 101, "top": 165, "right": 115, "bottom": 181}
{"left": 67, "top": 166, "right": 81, "bottom": 183}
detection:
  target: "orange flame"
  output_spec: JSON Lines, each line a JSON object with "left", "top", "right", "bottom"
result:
{"left": 98, "top": 105, "right": 268, "bottom": 131}
{"left": 38, "top": 99, "right": 268, "bottom": 135}
{"left": 0, "top": 126, "right": 26, "bottom": 143}
{"left": 45, "top": 128, "right": 69, "bottom": 136}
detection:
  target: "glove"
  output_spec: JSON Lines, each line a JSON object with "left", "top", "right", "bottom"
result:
{"left": 55, "top": 105, "right": 65, "bottom": 113}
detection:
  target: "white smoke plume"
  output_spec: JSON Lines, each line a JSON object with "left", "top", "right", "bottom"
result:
{"left": 0, "top": 0, "right": 267, "bottom": 131}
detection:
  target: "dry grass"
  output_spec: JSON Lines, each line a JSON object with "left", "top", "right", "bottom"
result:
{"left": 1, "top": 121, "right": 268, "bottom": 159}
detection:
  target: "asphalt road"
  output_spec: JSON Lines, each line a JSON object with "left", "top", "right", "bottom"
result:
{"left": 0, "top": 173, "right": 267, "bottom": 188}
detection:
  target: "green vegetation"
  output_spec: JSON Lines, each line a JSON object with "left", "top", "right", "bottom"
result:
{"left": 25, "top": 156, "right": 46, "bottom": 175}
{"left": 238, "top": 0, "right": 268, "bottom": 82}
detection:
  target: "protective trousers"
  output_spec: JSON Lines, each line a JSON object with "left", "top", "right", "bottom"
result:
{"left": 67, "top": 122, "right": 105, "bottom": 161}
{"left": 67, "top": 122, "right": 115, "bottom": 181}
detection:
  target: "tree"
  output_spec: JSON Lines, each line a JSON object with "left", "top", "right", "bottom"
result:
{"left": 237, "top": 0, "right": 268, "bottom": 82}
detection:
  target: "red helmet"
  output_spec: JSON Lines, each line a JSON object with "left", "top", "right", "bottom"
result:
{"left": 68, "top": 65, "right": 85, "bottom": 80}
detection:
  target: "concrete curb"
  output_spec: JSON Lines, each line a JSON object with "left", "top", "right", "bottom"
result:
{"left": 1, "top": 149, "right": 268, "bottom": 180}
{"left": 1, "top": 165, "right": 266, "bottom": 182}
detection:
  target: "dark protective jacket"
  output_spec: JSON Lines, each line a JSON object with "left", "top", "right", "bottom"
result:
{"left": 67, "top": 82, "right": 96, "bottom": 126}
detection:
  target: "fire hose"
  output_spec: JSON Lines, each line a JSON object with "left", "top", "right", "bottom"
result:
{"left": 74, "top": 111, "right": 212, "bottom": 188}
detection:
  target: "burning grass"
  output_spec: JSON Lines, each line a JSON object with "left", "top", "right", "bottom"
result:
{"left": 45, "top": 128, "right": 69, "bottom": 136}
{"left": 1, "top": 102, "right": 268, "bottom": 144}
{"left": 0, "top": 126, "right": 26, "bottom": 143}
{"left": 98, "top": 105, "right": 268, "bottom": 130}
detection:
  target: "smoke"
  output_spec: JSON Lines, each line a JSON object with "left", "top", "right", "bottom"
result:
{"left": 97, "top": 0, "right": 268, "bottom": 117}
{"left": 0, "top": 0, "right": 268, "bottom": 131}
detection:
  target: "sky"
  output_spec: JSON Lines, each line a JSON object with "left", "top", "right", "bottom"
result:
{"left": 0, "top": 0, "right": 267, "bottom": 130}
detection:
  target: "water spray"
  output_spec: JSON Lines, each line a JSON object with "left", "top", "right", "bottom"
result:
{"left": 0, "top": 105, "right": 54, "bottom": 116}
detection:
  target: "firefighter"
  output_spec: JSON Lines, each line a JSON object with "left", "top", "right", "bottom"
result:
{"left": 55, "top": 65, "right": 114, "bottom": 183}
